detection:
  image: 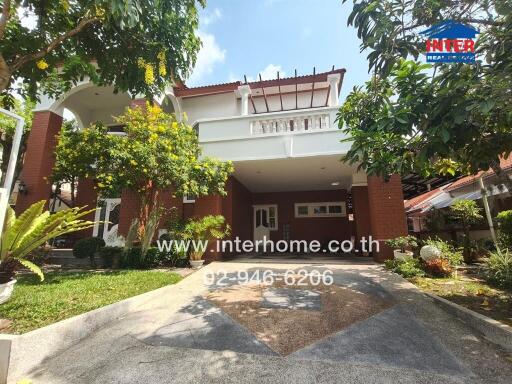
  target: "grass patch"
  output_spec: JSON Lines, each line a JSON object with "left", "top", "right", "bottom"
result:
{"left": 410, "top": 275, "right": 512, "bottom": 327}
{"left": 0, "top": 270, "right": 182, "bottom": 334}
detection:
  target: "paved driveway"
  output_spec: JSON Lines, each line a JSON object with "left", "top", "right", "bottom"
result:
{"left": 22, "top": 261, "right": 512, "bottom": 384}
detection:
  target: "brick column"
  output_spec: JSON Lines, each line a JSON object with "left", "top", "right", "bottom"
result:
{"left": 118, "top": 190, "right": 141, "bottom": 236}
{"left": 351, "top": 186, "right": 371, "bottom": 245}
{"left": 74, "top": 178, "right": 98, "bottom": 238}
{"left": 16, "top": 111, "right": 63, "bottom": 214}
{"left": 367, "top": 175, "right": 408, "bottom": 262}
{"left": 193, "top": 194, "right": 224, "bottom": 261}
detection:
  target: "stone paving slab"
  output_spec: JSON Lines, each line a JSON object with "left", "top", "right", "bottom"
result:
{"left": 261, "top": 287, "right": 321, "bottom": 310}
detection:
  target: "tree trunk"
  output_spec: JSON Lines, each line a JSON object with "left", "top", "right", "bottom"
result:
{"left": 0, "top": 54, "right": 11, "bottom": 95}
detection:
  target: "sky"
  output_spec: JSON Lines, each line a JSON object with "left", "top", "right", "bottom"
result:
{"left": 188, "top": 0, "right": 371, "bottom": 100}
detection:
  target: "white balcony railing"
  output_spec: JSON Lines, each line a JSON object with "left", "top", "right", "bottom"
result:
{"left": 250, "top": 113, "right": 330, "bottom": 135}
{"left": 196, "top": 106, "right": 351, "bottom": 161}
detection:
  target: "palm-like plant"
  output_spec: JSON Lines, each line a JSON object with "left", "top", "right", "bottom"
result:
{"left": 0, "top": 201, "right": 95, "bottom": 283}
{"left": 184, "top": 215, "right": 230, "bottom": 261}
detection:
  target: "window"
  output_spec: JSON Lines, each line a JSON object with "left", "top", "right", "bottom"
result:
{"left": 183, "top": 195, "right": 196, "bottom": 203}
{"left": 294, "top": 202, "right": 346, "bottom": 218}
{"left": 254, "top": 205, "right": 278, "bottom": 230}
{"left": 297, "top": 205, "right": 309, "bottom": 216}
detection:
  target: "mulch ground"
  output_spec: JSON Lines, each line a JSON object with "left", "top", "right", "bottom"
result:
{"left": 206, "top": 277, "right": 394, "bottom": 355}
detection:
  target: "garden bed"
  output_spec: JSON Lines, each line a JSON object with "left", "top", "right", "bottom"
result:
{"left": 0, "top": 270, "right": 182, "bottom": 334}
{"left": 409, "top": 273, "right": 512, "bottom": 327}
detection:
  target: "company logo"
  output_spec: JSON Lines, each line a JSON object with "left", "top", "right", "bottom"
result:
{"left": 420, "top": 20, "right": 479, "bottom": 63}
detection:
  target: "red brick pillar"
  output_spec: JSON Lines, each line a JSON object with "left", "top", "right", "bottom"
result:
{"left": 352, "top": 186, "right": 371, "bottom": 247}
{"left": 74, "top": 178, "right": 98, "bottom": 238}
{"left": 193, "top": 194, "right": 224, "bottom": 261}
{"left": 16, "top": 111, "right": 63, "bottom": 214}
{"left": 367, "top": 175, "right": 408, "bottom": 262}
{"left": 118, "top": 190, "right": 141, "bottom": 236}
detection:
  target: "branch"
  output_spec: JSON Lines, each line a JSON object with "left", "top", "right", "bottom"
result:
{"left": 11, "top": 15, "right": 99, "bottom": 71}
{"left": 0, "top": 0, "right": 11, "bottom": 40}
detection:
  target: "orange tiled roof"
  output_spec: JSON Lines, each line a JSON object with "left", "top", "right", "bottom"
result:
{"left": 404, "top": 187, "right": 444, "bottom": 210}
{"left": 446, "top": 156, "right": 512, "bottom": 192}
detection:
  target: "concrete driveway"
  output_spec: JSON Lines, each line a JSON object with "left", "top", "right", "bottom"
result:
{"left": 21, "top": 261, "right": 512, "bottom": 384}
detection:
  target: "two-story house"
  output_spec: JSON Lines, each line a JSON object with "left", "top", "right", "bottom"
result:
{"left": 16, "top": 68, "right": 408, "bottom": 260}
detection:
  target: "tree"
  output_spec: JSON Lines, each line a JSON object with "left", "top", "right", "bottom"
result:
{"left": 0, "top": 0, "right": 204, "bottom": 108}
{"left": 52, "top": 104, "right": 233, "bottom": 241}
{"left": 0, "top": 97, "right": 33, "bottom": 190}
{"left": 339, "top": 1, "right": 512, "bottom": 187}
{"left": 450, "top": 199, "right": 483, "bottom": 263}
{"left": 51, "top": 119, "right": 103, "bottom": 206}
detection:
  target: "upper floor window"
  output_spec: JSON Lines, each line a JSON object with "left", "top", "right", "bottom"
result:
{"left": 294, "top": 202, "right": 346, "bottom": 218}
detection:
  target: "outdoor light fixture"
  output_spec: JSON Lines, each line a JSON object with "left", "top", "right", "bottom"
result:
{"left": 331, "top": 181, "right": 340, "bottom": 186}
{"left": 18, "top": 181, "right": 28, "bottom": 195}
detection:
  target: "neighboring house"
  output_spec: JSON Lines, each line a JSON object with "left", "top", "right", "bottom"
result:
{"left": 405, "top": 157, "right": 512, "bottom": 240}
{"left": 15, "top": 68, "right": 410, "bottom": 260}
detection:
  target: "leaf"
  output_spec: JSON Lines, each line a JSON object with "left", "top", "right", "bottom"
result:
{"left": 18, "top": 259, "right": 44, "bottom": 281}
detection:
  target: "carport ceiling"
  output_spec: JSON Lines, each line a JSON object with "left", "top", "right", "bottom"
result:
{"left": 233, "top": 155, "right": 357, "bottom": 193}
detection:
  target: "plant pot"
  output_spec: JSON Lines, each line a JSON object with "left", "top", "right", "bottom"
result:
{"left": 189, "top": 260, "right": 205, "bottom": 269}
{"left": 0, "top": 279, "right": 17, "bottom": 304}
{"left": 393, "top": 250, "right": 413, "bottom": 261}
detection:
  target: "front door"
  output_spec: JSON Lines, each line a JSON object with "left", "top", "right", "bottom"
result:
{"left": 253, "top": 205, "right": 277, "bottom": 243}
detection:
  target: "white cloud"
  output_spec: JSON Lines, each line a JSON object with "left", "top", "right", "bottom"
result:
{"left": 202, "top": 8, "right": 222, "bottom": 27}
{"left": 245, "top": 64, "right": 286, "bottom": 82}
{"left": 187, "top": 31, "right": 226, "bottom": 86}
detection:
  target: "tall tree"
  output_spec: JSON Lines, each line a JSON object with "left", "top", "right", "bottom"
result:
{"left": 339, "top": 0, "right": 512, "bottom": 186}
{"left": 0, "top": 0, "right": 204, "bottom": 108}
{"left": 52, "top": 104, "right": 233, "bottom": 238}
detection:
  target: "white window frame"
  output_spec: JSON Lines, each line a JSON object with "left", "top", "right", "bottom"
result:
{"left": 294, "top": 202, "right": 346, "bottom": 218}
{"left": 183, "top": 195, "right": 196, "bottom": 203}
{"left": 253, "top": 204, "right": 278, "bottom": 231}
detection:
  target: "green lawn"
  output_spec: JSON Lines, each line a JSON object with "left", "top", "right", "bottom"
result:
{"left": 410, "top": 276, "right": 512, "bottom": 327}
{"left": 0, "top": 270, "right": 182, "bottom": 334}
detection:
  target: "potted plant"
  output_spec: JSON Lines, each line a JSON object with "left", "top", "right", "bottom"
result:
{"left": 0, "top": 201, "right": 94, "bottom": 303}
{"left": 184, "top": 215, "right": 230, "bottom": 268}
{"left": 385, "top": 236, "right": 418, "bottom": 261}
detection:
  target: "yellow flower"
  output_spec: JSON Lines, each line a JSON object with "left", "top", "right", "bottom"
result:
{"left": 144, "top": 64, "right": 155, "bottom": 85}
{"left": 130, "top": 160, "right": 138, "bottom": 166}
{"left": 97, "top": 182, "right": 105, "bottom": 188}
{"left": 172, "top": 122, "right": 178, "bottom": 129}
{"left": 36, "top": 60, "right": 49, "bottom": 70}
{"left": 159, "top": 62, "right": 167, "bottom": 77}
{"left": 137, "top": 57, "right": 146, "bottom": 69}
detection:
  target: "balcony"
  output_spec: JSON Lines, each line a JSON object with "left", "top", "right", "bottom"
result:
{"left": 197, "top": 106, "right": 351, "bottom": 162}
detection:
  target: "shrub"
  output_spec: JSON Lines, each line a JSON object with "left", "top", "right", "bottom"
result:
{"left": 73, "top": 237, "right": 105, "bottom": 268}
{"left": 121, "top": 246, "right": 160, "bottom": 269}
{"left": 423, "top": 258, "right": 453, "bottom": 277}
{"left": 485, "top": 250, "right": 512, "bottom": 288}
{"left": 385, "top": 236, "right": 418, "bottom": 253}
{"left": 99, "top": 246, "right": 124, "bottom": 268}
{"left": 422, "top": 237, "right": 463, "bottom": 267}
{"left": 384, "top": 258, "right": 425, "bottom": 278}
{"left": 450, "top": 200, "right": 483, "bottom": 263}
{"left": 496, "top": 210, "right": 512, "bottom": 250}
{"left": 184, "top": 215, "right": 230, "bottom": 261}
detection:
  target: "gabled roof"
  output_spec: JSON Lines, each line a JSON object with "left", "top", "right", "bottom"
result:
{"left": 173, "top": 67, "right": 346, "bottom": 98}
{"left": 404, "top": 185, "right": 449, "bottom": 214}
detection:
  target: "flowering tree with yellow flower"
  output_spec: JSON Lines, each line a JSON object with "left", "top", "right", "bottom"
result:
{"left": 52, "top": 104, "right": 233, "bottom": 240}
{"left": 0, "top": 0, "right": 204, "bottom": 109}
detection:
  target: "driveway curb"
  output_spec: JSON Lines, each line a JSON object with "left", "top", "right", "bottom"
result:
{"left": 424, "top": 292, "right": 512, "bottom": 353}
{"left": 0, "top": 274, "right": 192, "bottom": 384}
